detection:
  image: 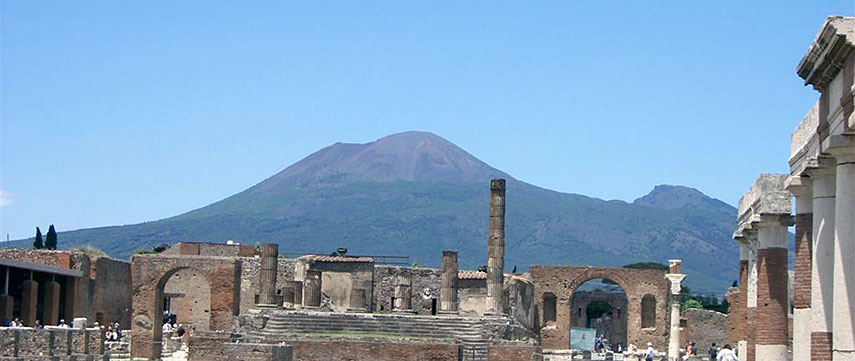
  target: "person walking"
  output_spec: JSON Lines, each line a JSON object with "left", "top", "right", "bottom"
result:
{"left": 645, "top": 342, "right": 656, "bottom": 361}
{"left": 716, "top": 344, "right": 738, "bottom": 361}
{"left": 708, "top": 342, "right": 719, "bottom": 360}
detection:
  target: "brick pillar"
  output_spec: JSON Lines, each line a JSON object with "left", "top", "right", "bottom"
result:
{"left": 809, "top": 165, "right": 836, "bottom": 361}
{"left": 829, "top": 137, "right": 855, "bottom": 360}
{"left": 257, "top": 243, "right": 279, "bottom": 306}
{"left": 753, "top": 215, "right": 790, "bottom": 361}
{"left": 440, "top": 250, "right": 459, "bottom": 313}
{"left": 21, "top": 279, "right": 38, "bottom": 327}
{"left": 0, "top": 294, "right": 12, "bottom": 323}
{"left": 487, "top": 179, "right": 506, "bottom": 315}
{"left": 43, "top": 281, "right": 61, "bottom": 326}
{"left": 302, "top": 270, "right": 322, "bottom": 308}
{"left": 787, "top": 175, "right": 813, "bottom": 361}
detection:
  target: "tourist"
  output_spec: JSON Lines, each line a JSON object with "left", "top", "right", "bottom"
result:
{"left": 105, "top": 326, "right": 113, "bottom": 341}
{"left": 176, "top": 324, "right": 186, "bottom": 337}
{"left": 682, "top": 341, "right": 694, "bottom": 360}
{"left": 162, "top": 322, "right": 172, "bottom": 333}
{"left": 58, "top": 319, "right": 70, "bottom": 328}
{"left": 644, "top": 342, "right": 655, "bottom": 361}
{"left": 34, "top": 320, "right": 43, "bottom": 329}
{"left": 113, "top": 322, "right": 121, "bottom": 340}
{"left": 716, "top": 344, "right": 738, "bottom": 361}
{"left": 708, "top": 342, "right": 719, "bottom": 359}
{"left": 691, "top": 341, "right": 698, "bottom": 355}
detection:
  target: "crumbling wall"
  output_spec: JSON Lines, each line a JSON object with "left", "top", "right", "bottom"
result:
{"left": 163, "top": 268, "right": 212, "bottom": 331}
{"left": 239, "top": 258, "right": 299, "bottom": 313}
{"left": 374, "top": 265, "right": 441, "bottom": 314}
{"left": 91, "top": 257, "right": 132, "bottom": 329}
{"left": 0, "top": 327, "right": 105, "bottom": 359}
{"left": 683, "top": 308, "right": 728, "bottom": 353}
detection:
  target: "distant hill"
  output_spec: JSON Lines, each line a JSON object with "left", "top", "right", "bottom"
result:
{"left": 10, "top": 131, "right": 745, "bottom": 293}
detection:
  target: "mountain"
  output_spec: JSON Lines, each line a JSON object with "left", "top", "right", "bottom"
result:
{"left": 11, "top": 131, "right": 741, "bottom": 293}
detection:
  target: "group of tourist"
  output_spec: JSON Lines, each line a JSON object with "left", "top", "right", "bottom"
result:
{"left": 2, "top": 318, "right": 71, "bottom": 328}
{"left": 675, "top": 341, "right": 738, "bottom": 361}
{"left": 162, "top": 321, "right": 195, "bottom": 339}
{"left": 98, "top": 321, "right": 123, "bottom": 341}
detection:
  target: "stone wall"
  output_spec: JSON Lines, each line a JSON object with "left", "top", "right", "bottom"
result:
{"left": 374, "top": 265, "right": 441, "bottom": 314}
{"left": 90, "top": 257, "right": 132, "bottom": 329}
{"left": 161, "top": 242, "right": 259, "bottom": 258}
{"left": 239, "top": 258, "right": 298, "bottom": 313}
{"left": 188, "top": 333, "right": 293, "bottom": 361}
{"left": 0, "top": 249, "right": 77, "bottom": 270}
{"left": 0, "top": 327, "right": 105, "bottom": 359}
{"left": 683, "top": 309, "right": 728, "bottom": 353}
{"left": 285, "top": 339, "right": 459, "bottom": 361}
{"left": 164, "top": 268, "right": 212, "bottom": 331}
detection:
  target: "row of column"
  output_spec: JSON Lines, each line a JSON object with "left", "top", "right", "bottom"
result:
{"left": 789, "top": 137, "right": 855, "bottom": 361}
{"left": 0, "top": 267, "right": 66, "bottom": 327}
{"left": 734, "top": 214, "right": 791, "bottom": 361}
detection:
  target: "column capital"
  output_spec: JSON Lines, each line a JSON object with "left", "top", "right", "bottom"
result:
{"left": 827, "top": 134, "right": 855, "bottom": 163}
{"left": 804, "top": 157, "right": 838, "bottom": 177}
{"left": 785, "top": 175, "right": 813, "bottom": 197}
{"left": 751, "top": 213, "right": 794, "bottom": 228}
{"left": 666, "top": 274, "right": 686, "bottom": 295}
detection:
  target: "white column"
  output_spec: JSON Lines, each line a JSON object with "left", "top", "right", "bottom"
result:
{"left": 808, "top": 164, "right": 836, "bottom": 345}
{"left": 666, "top": 272, "right": 685, "bottom": 361}
{"left": 829, "top": 137, "right": 855, "bottom": 361}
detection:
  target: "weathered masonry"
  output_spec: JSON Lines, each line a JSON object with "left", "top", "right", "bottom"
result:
{"left": 792, "top": 16, "right": 855, "bottom": 361}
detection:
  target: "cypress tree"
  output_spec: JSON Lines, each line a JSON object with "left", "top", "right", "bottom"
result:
{"left": 33, "top": 227, "right": 43, "bottom": 249}
{"left": 45, "top": 224, "right": 57, "bottom": 250}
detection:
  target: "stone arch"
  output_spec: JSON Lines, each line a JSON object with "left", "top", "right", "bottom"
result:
{"left": 569, "top": 277, "right": 629, "bottom": 349}
{"left": 530, "top": 266, "right": 670, "bottom": 350}
{"left": 641, "top": 294, "right": 656, "bottom": 329}
{"left": 130, "top": 255, "right": 240, "bottom": 359}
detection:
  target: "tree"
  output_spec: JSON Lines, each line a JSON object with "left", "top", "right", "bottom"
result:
{"left": 33, "top": 227, "right": 43, "bottom": 249}
{"left": 682, "top": 299, "right": 704, "bottom": 313}
{"left": 45, "top": 225, "right": 57, "bottom": 250}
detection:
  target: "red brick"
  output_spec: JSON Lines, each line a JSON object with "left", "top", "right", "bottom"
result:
{"left": 794, "top": 213, "right": 813, "bottom": 309}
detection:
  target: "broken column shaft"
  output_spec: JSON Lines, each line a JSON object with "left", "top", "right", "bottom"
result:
{"left": 257, "top": 243, "right": 279, "bottom": 306}
{"left": 440, "top": 250, "right": 459, "bottom": 313}
{"left": 303, "top": 270, "right": 322, "bottom": 307}
{"left": 487, "top": 178, "right": 506, "bottom": 315}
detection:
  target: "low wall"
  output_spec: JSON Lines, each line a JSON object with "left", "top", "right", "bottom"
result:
{"left": 286, "top": 339, "right": 459, "bottom": 361}
{"left": 0, "top": 327, "right": 105, "bottom": 359}
{"left": 488, "top": 344, "right": 543, "bottom": 361}
{"left": 187, "top": 335, "right": 292, "bottom": 361}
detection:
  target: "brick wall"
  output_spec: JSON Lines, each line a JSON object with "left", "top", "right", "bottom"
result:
{"left": 286, "top": 339, "right": 459, "bottom": 361}
{"left": 91, "top": 257, "right": 132, "bottom": 329}
{"left": 755, "top": 248, "right": 788, "bottom": 345}
{"left": 683, "top": 309, "right": 727, "bottom": 353}
{"left": 793, "top": 213, "right": 812, "bottom": 309}
{"left": 488, "top": 344, "right": 543, "bottom": 361}
{"left": 0, "top": 249, "right": 74, "bottom": 270}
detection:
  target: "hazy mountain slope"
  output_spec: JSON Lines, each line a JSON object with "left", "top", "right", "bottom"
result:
{"left": 11, "top": 131, "right": 742, "bottom": 293}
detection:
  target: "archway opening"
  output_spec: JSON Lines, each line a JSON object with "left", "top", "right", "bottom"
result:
{"left": 570, "top": 278, "right": 628, "bottom": 352}
{"left": 155, "top": 268, "right": 211, "bottom": 358}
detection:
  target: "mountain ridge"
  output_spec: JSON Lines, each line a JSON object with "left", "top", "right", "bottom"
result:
{"left": 8, "top": 131, "right": 741, "bottom": 293}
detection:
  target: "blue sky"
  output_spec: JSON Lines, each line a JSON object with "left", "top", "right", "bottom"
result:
{"left": 1, "top": 2, "right": 853, "bottom": 240}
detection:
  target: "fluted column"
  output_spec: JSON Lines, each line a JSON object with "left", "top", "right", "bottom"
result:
{"left": 257, "top": 243, "right": 279, "bottom": 306}
{"left": 487, "top": 179, "right": 506, "bottom": 315}
{"left": 829, "top": 136, "right": 855, "bottom": 361}
{"left": 808, "top": 163, "right": 836, "bottom": 361}
{"left": 744, "top": 229, "right": 759, "bottom": 361}
{"left": 787, "top": 175, "right": 814, "bottom": 361}
{"left": 666, "top": 260, "right": 685, "bottom": 361}
{"left": 736, "top": 239, "right": 750, "bottom": 361}
{"left": 394, "top": 278, "right": 413, "bottom": 312}
{"left": 753, "top": 214, "right": 791, "bottom": 361}
{"left": 440, "top": 250, "right": 459, "bottom": 313}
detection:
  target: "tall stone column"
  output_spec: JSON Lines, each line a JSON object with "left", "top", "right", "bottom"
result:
{"left": 829, "top": 136, "right": 855, "bottom": 361}
{"left": 21, "top": 279, "right": 38, "bottom": 327}
{"left": 440, "top": 250, "right": 459, "bottom": 313}
{"left": 809, "top": 164, "right": 836, "bottom": 361}
{"left": 666, "top": 260, "right": 685, "bottom": 361}
{"left": 487, "top": 178, "right": 506, "bottom": 315}
{"left": 787, "top": 175, "right": 813, "bottom": 361}
{"left": 43, "top": 280, "right": 61, "bottom": 326}
{"left": 349, "top": 289, "right": 367, "bottom": 312}
{"left": 303, "top": 270, "right": 322, "bottom": 308}
{"left": 753, "top": 214, "right": 791, "bottom": 361}
{"left": 257, "top": 243, "right": 279, "bottom": 306}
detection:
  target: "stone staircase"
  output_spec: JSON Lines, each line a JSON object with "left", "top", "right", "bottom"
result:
{"left": 254, "top": 310, "right": 494, "bottom": 360}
